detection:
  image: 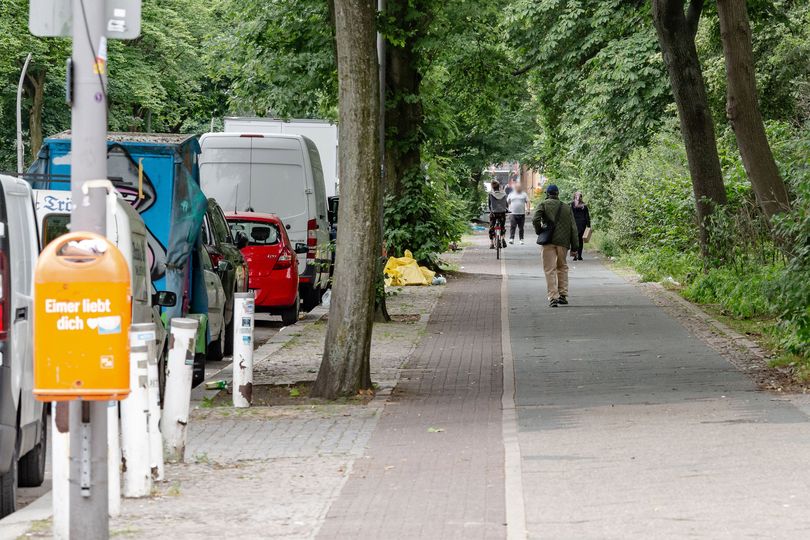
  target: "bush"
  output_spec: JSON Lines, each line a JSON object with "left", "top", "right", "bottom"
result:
{"left": 384, "top": 159, "right": 468, "bottom": 267}
{"left": 609, "top": 131, "right": 697, "bottom": 253}
{"left": 771, "top": 128, "right": 810, "bottom": 356}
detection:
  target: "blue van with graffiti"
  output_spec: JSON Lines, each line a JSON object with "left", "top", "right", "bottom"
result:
{"left": 28, "top": 133, "right": 215, "bottom": 381}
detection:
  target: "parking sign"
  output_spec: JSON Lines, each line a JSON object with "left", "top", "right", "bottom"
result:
{"left": 29, "top": 0, "right": 141, "bottom": 40}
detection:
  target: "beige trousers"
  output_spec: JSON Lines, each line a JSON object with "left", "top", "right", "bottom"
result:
{"left": 542, "top": 244, "right": 569, "bottom": 300}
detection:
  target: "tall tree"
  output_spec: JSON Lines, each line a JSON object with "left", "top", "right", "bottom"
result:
{"left": 716, "top": 0, "right": 791, "bottom": 222}
{"left": 312, "top": 0, "right": 381, "bottom": 399}
{"left": 652, "top": 0, "right": 727, "bottom": 256}
{"left": 383, "top": 0, "right": 426, "bottom": 196}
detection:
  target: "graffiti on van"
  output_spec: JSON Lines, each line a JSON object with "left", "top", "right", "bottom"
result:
{"left": 108, "top": 145, "right": 167, "bottom": 281}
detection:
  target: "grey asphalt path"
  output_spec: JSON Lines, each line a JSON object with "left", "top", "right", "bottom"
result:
{"left": 506, "top": 245, "right": 810, "bottom": 539}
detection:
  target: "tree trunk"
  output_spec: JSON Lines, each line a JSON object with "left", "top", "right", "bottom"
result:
{"left": 312, "top": 0, "right": 381, "bottom": 399}
{"left": 26, "top": 70, "right": 46, "bottom": 163}
{"left": 384, "top": 0, "right": 424, "bottom": 197}
{"left": 652, "top": 0, "right": 727, "bottom": 257}
{"left": 717, "top": 0, "right": 791, "bottom": 221}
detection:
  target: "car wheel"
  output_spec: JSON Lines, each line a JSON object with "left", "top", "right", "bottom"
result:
{"left": 223, "top": 291, "right": 235, "bottom": 356}
{"left": 301, "top": 285, "right": 321, "bottom": 312}
{"left": 207, "top": 335, "right": 223, "bottom": 362}
{"left": 223, "top": 317, "right": 234, "bottom": 357}
{"left": 18, "top": 409, "right": 47, "bottom": 487}
{"left": 281, "top": 295, "right": 300, "bottom": 326}
{"left": 0, "top": 448, "right": 17, "bottom": 519}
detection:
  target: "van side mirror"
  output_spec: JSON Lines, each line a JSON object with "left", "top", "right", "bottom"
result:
{"left": 153, "top": 291, "right": 177, "bottom": 307}
{"left": 294, "top": 243, "right": 308, "bottom": 255}
{"left": 236, "top": 231, "right": 249, "bottom": 249}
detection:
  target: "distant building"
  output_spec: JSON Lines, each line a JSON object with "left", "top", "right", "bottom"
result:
{"left": 484, "top": 162, "right": 545, "bottom": 194}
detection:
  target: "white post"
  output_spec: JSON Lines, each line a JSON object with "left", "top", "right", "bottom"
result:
{"left": 52, "top": 403, "right": 70, "bottom": 539}
{"left": 120, "top": 330, "right": 151, "bottom": 497}
{"left": 163, "top": 318, "right": 198, "bottom": 463}
{"left": 106, "top": 401, "right": 120, "bottom": 516}
{"left": 232, "top": 292, "right": 255, "bottom": 408}
{"left": 130, "top": 323, "right": 163, "bottom": 481}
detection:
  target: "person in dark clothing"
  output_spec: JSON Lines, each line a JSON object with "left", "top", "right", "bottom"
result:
{"left": 571, "top": 191, "right": 591, "bottom": 261}
{"left": 488, "top": 180, "right": 509, "bottom": 249}
{"left": 533, "top": 184, "right": 579, "bottom": 307}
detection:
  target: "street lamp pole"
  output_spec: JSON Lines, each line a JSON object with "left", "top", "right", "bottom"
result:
{"left": 16, "top": 53, "right": 33, "bottom": 174}
{"left": 68, "top": 0, "right": 111, "bottom": 537}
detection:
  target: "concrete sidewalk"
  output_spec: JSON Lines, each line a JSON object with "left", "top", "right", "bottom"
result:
{"left": 506, "top": 245, "right": 810, "bottom": 539}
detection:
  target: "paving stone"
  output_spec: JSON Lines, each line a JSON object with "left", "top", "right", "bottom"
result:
{"left": 318, "top": 243, "right": 507, "bottom": 539}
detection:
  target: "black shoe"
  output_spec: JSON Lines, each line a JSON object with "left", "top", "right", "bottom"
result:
{"left": 549, "top": 298, "right": 558, "bottom": 308}
{"left": 502, "top": 240, "right": 507, "bottom": 248}
{"left": 558, "top": 295, "right": 568, "bottom": 305}
{"left": 490, "top": 244, "right": 495, "bottom": 249}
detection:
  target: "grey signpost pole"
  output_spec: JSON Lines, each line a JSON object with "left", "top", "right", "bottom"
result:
{"left": 68, "top": 0, "right": 110, "bottom": 537}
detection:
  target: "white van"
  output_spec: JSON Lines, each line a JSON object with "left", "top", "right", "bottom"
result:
{"left": 0, "top": 175, "right": 46, "bottom": 518}
{"left": 199, "top": 133, "right": 330, "bottom": 310}
{"left": 222, "top": 118, "right": 339, "bottom": 197}
{"left": 33, "top": 188, "right": 171, "bottom": 361}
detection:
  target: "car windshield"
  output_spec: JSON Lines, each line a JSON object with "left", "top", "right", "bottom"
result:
{"left": 228, "top": 220, "right": 281, "bottom": 246}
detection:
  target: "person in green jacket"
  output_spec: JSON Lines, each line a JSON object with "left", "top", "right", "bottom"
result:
{"left": 532, "top": 184, "right": 579, "bottom": 307}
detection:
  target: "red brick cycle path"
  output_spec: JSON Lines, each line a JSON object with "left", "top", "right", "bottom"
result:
{"left": 317, "top": 244, "right": 506, "bottom": 539}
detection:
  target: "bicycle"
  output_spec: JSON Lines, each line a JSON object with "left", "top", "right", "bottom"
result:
{"left": 491, "top": 212, "right": 506, "bottom": 260}
{"left": 495, "top": 222, "right": 503, "bottom": 259}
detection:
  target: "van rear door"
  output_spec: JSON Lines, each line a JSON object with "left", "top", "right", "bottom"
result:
{"left": 250, "top": 137, "right": 310, "bottom": 274}
{"left": 5, "top": 179, "right": 38, "bottom": 440}
{"left": 199, "top": 135, "right": 253, "bottom": 212}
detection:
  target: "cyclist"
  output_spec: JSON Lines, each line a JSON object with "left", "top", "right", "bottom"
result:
{"left": 488, "top": 180, "right": 509, "bottom": 250}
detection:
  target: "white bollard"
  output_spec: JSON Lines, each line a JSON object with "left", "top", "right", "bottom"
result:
{"left": 232, "top": 292, "right": 255, "bottom": 408}
{"left": 162, "top": 318, "right": 198, "bottom": 463}
{"left": 130, "top": 323, "right": 164, "bottom": 481}
{"left": 52, "top": 403, "right": 69, "bottom": 540}
{"left": 120, "top": 329, "right": 152, "bottom": 497}
{"left": 107, "top": 401, "right": 121, "bottom": 516}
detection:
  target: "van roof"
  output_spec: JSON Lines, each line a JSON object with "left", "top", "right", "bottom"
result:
{"left": 50, "top": 131, "right": 197, "bottom": 146}
{"left": 200, "top": 132, "right": 307, "bottom": 142}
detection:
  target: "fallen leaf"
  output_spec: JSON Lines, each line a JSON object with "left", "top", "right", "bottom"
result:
{"left": 427, "top": 427, "right": 445, "bottom": 433}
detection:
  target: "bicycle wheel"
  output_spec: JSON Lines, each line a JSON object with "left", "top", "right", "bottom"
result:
{"left": 496, "top": 231, "right": 501, "bottom": 260}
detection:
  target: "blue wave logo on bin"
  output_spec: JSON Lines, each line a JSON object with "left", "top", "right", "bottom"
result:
{"left": 87, "top": 316, "right": 122, "bottom": 335}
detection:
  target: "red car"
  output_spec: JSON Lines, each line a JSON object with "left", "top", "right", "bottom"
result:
{"left": 225, "top": 212, "right": 301, "bottom": 325}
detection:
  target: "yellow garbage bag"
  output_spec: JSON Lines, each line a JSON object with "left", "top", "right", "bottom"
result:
{"left": 384, "top": 250, "right": 436, "bottom": 286}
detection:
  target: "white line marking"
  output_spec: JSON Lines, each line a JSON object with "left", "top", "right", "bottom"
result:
{"left": 501, "top": 256, "right": 528, "bottom": 539}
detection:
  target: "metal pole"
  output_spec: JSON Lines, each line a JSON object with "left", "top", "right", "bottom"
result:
{"left": 106, "top": 401, "right": 121, "bottom": 517}
{"left": 232, "top": 292, "right": 255, "bottom": 408}
{"left": 163, "top": 318, "right": 199, "bottom": 463}
{"left": 131, "top": 323, "right": 165, "bottom": 481}
{"left": 69, "top": 0, "right": 109, "bottom": 537}
{"left": 52, "top": 404, "right": 70, "bottom": 539}
{"left": 120, "top": 329, "right": 151, "bottom": 497}
{"left": 377, "top": 0, "right": 386, "bottom": 193}
{"left": 16, "top": 53, "right": 32, "bottom": 175}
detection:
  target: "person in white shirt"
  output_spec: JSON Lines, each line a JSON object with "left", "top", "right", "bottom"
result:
{"left": 507, "top": 183, "right": 530, "bottom": 244}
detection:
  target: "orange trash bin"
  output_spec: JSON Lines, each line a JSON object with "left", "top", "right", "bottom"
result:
{"left": 34, "top": 232, "right": 132, "bottom": 401}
